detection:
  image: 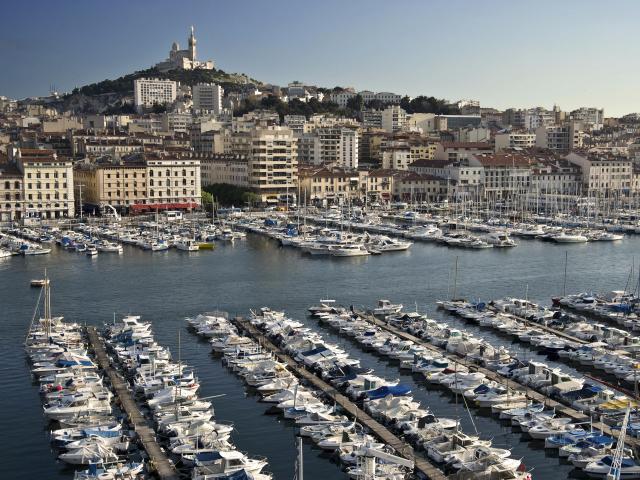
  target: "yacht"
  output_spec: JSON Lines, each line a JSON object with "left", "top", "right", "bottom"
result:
{"left": 485, "top": 231, "right": 517, "bottom": 247}
{"left": 176, "top": 239, "right": 200, "bottom": 251}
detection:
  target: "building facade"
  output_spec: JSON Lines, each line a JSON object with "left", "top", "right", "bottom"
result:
{"left": 134, "top": 78, "right": 178, "bottom": 113}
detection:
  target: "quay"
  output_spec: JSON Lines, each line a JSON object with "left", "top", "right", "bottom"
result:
{"left": 352, "top": 310, "right": 640, "bottom": 454}
{"left": 484, "top": 304, "right": 588, "bottom": 345}
{"left": 85, "top": 326, "right": 180, "bottom": 480}
{"left": 232, "top": 317, "right": 447, "bottom": 480}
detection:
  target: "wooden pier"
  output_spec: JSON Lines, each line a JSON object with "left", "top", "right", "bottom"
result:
{"left": 232, "top": 317, "right": 447, "bottom": 480}
{"left": 353, "top": 311, "right": 640, "bottom": 453}
{"left": 86, "top": 326, "right": 179, "bottom": 480}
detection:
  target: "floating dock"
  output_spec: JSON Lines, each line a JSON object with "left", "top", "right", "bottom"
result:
{"left": 232, "top": 317, "right": 447, "bottom": 480}
{"left": 86, "top": 326, "right": 179, "bottom": 480}
{"left": 353, "top": 310, "right": 640, "bottom": 454}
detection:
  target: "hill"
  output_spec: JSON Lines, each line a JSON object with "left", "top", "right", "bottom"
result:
{"left": 54, "top": 67, "right": 261, "bottom": 114}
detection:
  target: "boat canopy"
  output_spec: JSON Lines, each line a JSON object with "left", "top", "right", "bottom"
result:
{"left": 366, "top": 384, "right": 412, "bottom": 400}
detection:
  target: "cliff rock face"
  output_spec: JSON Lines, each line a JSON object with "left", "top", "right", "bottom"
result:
{"left": 56, "top": 93, "right": 134, "bottom": 114}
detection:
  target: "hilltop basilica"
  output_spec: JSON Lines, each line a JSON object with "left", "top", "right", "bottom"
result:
{"left": 155, "top": 26, "right": 214, "bottom": 72}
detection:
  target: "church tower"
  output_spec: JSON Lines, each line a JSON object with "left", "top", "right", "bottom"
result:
{"left": 188, "top": 25, "right": 197, "bottom": 61}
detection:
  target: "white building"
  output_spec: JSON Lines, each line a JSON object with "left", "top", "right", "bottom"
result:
{"left": 566, "top": 152, "right": 632, "bottom": 194}
{"left": 494, "top": 132, "right": 536, "bottom": 152}
{"left": 535, "top": 123, "right": 584, "bottom": 152}
{"left": 192, "top": 83, "right": 223, "bottom": 114}
{"left": 381, "top": 106, "right": 407, "bottom": 133}
{"left": 571, "top": 107, "right": 605, "bottom": 131}
{"left": 381, "top": 146, "right": 411, "bottom": 170}
{"left": 134, "top": 78, "right": 178, "bottom": 113}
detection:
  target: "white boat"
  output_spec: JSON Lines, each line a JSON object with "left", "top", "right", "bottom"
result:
{"left": 485, "top": 231, "right": 517, "bottom": 247}
{"left": 97, "top": 242, "right": 123, "bottom": 254}
{"left": 176, "top": 239, "right": 200, "bottom": 251}
{"left": 552, "top": 232, "right": 588, "bottom": 243}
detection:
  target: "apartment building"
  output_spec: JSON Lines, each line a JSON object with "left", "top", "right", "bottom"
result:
{"left": 535, "top": 123, "right": 584, "bottom": 152}
{"left": 192, "top": 83, "right": 223, "bottom": 114}
{"left": 246, "top": 126, "right": 298, "bottom": 204}
{"left": 0, "top": 156, "right": 23, "bottom": 222}
{"left": 74, "top": 161, "right": 147, "bottom": 209}
{"left": 299, "top": 166, "right": 360, "bottom": 204}
{"left": 434, "top": 142, "right": 494, "bottom": 162}
{"left": 393, "top": 172, "right": 449, "bottom": 202}
{"left": 566, "top": 152, "right": 632, "bottom": 194}
{"left": 11, "top": 148, "right": 74, "bottom": 219}
{"left": 468, "top": 153, "right": 533, "bottom": 199}
{"left": 494, "top": 132, "right": 536, "bottom": 152}
{"left": 134, "top": 78, "right": 178, "bottom": 113}
{"left": 199, "top": 154, "right": 249, "bottom": 187}
{"left": 381, "top": 106, "right": 407, "bottom": 133}
{"left": 409, "top": 159, "right": 483, "bottom": 200}
{"left": 144, "top": 153, "right": 201, "bottom": 207}
{"left": 381, "top": 145, "right": 412, "bottom": 170}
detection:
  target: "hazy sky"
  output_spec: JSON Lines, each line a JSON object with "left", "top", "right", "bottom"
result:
{"left": 1, "top": 0, "right": 638, "bottom": 116}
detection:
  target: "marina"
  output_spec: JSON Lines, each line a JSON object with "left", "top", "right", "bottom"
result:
{"left": 6, "top": 231, "right": 640, "bottom": 480}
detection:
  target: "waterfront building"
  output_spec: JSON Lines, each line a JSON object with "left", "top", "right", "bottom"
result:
{"left": 73, "top": 160, "right": 147, "bottom": 210}
{"left": 10, "top": 147, "right": 74, "bottom": 219}
{"left": 143, "top": 152, "right": 202, "bottom": 209}
{"left": 363, "top": 168, "right": 396, "bottom": 203}
{"left": 298, "top": 166, "right": 360, "bottom": 205}
{"left": 199, "top": 154, "right": 249, "bottom": 187}
{"left": 134, "top": 78, "right": 178, "bottom": 113}
{"left": 245, "top": 126, "right": 298, "bottom": 204}
{"left": 409, "top": 159, "right": 483, "bottom": 200}
{"left": 393, "top": 171, "right": 449, "bottom": 202}
{"left": 0, "top": 155, "right": 23, "bottom": 222}
{"left": 566, "top": 151, "right": 632, "bottom": 195}
{"left": 468, "top": 152, "right": 533, "bottom": 200}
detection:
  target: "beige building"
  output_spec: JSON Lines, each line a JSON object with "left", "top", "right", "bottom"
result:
{"left": 144, "top": 153, "right": 202, "bottom": 207}
{"left": 393, "top": 172, "right": 449, "bottom": 202}
{"left": 200, "top": 154, "right": 249, "bottom": 187}
{"left": 74, "top": 162, "right": 147, "bottom": 209}
{"left": 363, "top": 169, "right": 396, "bottom": 202}
{"left": 245, "top": 126, "right": 298, "bottom": 204}
{"left": 381, "top": 146, "right": 412, "bottom": 170}
{"left": 434, "top": 142, "right": 494, "bottom": 162}
{"left": 0, "top": 156, "right": 23, "bottom": 222}
{"left": 12, "top": 148, "right": 74, "bottom": 219}
{"left": 299, "top": 167, "right": 360, "bottom": 204}
{"left": 566, "top": 152, "right": 632, "bottom": 194}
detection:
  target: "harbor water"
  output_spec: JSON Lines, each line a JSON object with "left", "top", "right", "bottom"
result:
{"left": 2, "top": 234, "right": 638, "bottom": 479}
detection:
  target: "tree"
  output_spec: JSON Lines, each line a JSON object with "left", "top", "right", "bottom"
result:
{"left": 201, "top": 191, "right": 214, "bottom": 210}
{"left": 346, "top": 94, "right": 364, "bottom": 112}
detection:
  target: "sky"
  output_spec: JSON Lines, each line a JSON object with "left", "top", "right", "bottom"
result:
{"left": 1, "top": 0, "right": 639, "bottom": 116}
